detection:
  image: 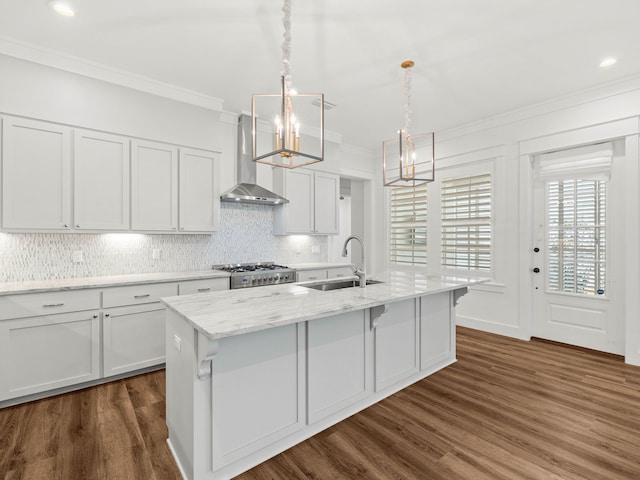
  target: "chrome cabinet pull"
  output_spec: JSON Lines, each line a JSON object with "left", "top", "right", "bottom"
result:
{"left": 43, "top": 303, "right": 64, "bottom": 307}
{"left": 134, "top": 294, "right": 151, "bottom": 299}
{"left": 197, "top": 288, "right": 211, "bottom": 292}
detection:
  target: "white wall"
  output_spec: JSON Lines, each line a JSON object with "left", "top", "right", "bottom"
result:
{"left": 372, "top": 77, "right": 640, "bottom": 365}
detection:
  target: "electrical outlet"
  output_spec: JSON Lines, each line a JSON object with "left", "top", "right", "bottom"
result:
{"left": 153, "top": 249, "right": 161, "bottom": 260}
{"left": 173, "top": 334, "right": 181, "bottom": 352}
{"left": 311, "top": 246, "right": 320, "bottom": 254}
{"left": 72, "top": 250, "right": 84, "bottom": 263}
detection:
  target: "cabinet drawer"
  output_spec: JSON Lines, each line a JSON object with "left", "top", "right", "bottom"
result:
{"left": 178, "top": 278, "right": 229, "bottom": 295}
{"left": 327, "top": 267, "right": 353, "bottom": 279}
{"left": 102, "top": 282, "right": 178, "bottom": 308}
{"left": 0, "top": 289, "right": 101, "bottom": 321}
{"left": 296, "top": 269, "right": 327, "bottom": 282}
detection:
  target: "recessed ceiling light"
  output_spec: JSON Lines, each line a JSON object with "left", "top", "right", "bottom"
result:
{"left": 48, "top": 1, "right": 75, "bottom": 17}
{"left": 599, "top": 57, "right": 617, "bottom": 68}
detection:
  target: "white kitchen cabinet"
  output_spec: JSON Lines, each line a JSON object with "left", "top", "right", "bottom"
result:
{"left": 103, "top": 303, "right": 167, "bottom": 377}
{"left": 178, "top": 278, "right": 229, "bottom": 295}
{"left": 374, "top": 299, "right": 419, "bottom": 392}
{"left": 420, "top": 292, "right": 454, "bottom": 371}
{"left": 327, "top": 266, "right": 353, "bottom": 279}
{"left": 178, "top": 148, "right": 220, "bottom": 233}
{"left": 307, "top": 309, "right": 370, "bottom": 423}
{"left": 296, "top": 269, "right": 327, "bottom": 282}
{"left": 1, "top": 116, "right": 72, "bottom": 230}
{"left": 273, "top": 168, "right": 339, "bottom": 235}
{"left": 102, "top": 282, "right": 178, "bottom": 377}
{"left": 131, "top": 139, "right": 179, "bottom": 231}
{"left": 0, "top": 289, "right": 101, "bottom": 401}
{"left": 296, "top": 266, "right": 353, "bottom": 282}
{"left": 74, "top": 129, "right": 130, "bottom": 230}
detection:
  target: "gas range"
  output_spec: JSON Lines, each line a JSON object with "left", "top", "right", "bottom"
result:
{"left": 213, "top": 262, "right": 295, "bottom": 289}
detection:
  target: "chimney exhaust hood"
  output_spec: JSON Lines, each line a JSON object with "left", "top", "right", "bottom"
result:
{"left": 220, "top": 114, "right": 289, "bottom": 206}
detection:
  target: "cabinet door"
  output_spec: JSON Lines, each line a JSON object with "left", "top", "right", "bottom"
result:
{"left": 179, "top": 148, "right": 220, "bottom": 232}
{"left": 313, "top": 172, "right": 339, "bottom": 234}
{"left": 131, "top": 140, "right": 178, "bottom": 231}
{"left": 103, "top": 303, "right": 166, "bottom": 377}
{"left": 281, "top": 169, "right": 314, "bottom": 234}
{"left": 374, "top": 299, "right": 419, "bottom": 392}
{"left": 0, "top": 310, "right": 100, "bottom": 401}
{"left": 74, "top": 130, "right": 130, "bottom": 230}
{"left": 420, "top": 292, "right": 454, "bottom": 371}
{"left": 2, "top": 117, "right": 71, "bottom": 230}
{"left": 307, "top": 310, "right": 369, "bottom": 423}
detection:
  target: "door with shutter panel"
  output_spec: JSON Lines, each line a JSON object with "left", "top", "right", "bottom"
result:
{"left": 531, "top": 142, "right": 624, "bottom": 354}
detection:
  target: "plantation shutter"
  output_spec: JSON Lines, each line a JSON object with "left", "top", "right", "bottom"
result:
{"left": 389, "top": 185, "right": 427, "bottom": 266}
{"left": 441, "top": 173, "right": 492, "bottom": 271}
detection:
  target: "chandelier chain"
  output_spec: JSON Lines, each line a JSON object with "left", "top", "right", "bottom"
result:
{"left": 403, "top": 65, "right": 412, "bottom": 137}
{"left": 281, "top": 0, "right": 293, "bottom": 92}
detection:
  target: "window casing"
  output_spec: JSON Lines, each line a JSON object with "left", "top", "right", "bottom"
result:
{"left": 441, "top": 173, "right": 492, "bottom": 272}
{"left": 389, "top": 185, "right": 427, "bottom": 266}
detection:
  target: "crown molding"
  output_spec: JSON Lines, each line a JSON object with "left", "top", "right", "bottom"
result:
{"left": 0, "top": 35, "right": 224, "bottom": 112}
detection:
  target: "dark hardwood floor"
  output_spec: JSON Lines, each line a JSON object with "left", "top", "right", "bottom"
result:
{"left": 1, "top": 327, "right": 639, "bottom": 479}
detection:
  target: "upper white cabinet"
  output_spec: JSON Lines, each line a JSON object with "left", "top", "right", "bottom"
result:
{"left": 131, "top": 140, "right": 179, "bottom": 232}
{"left": 273, "top": 168, "right": 339, "bottom": 235}
{"left": 2, "top": 117, "right": 72, "bottom": 230}
{"left": 178, "top": 148, "right": 220, "bottom": 233}
{"left": 0, "top": 116, "right": 219, "bottom": 234}
{"left": 74, "top": 130, "right": 130, "bottom": 230}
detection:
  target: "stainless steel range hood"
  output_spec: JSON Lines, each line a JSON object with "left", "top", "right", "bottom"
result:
{"left": 220, "top": 114, "right": 289, "bottom": 205}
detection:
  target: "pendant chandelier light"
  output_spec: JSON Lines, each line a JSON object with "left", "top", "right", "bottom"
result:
{"left": 383, "top": 60, "right": 434, "bottom": 187}
{"left": 252, "top": 0, "right": 324, "bottom": 168}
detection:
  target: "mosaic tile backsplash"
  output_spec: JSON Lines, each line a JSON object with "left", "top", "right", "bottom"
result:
{"left": 0, "top": 203, "right": 328, "bottom": 282}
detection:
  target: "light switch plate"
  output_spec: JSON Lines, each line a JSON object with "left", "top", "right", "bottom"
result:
{"left": 173, "top": 334, "right": 181, "bottom": 352}
{"left": 311, "top": 246, "right": 320, "bottom": 254}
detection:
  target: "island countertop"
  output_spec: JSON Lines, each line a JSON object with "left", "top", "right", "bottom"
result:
{"left": 161, "top": 268, "right": 486, "bottom": 340}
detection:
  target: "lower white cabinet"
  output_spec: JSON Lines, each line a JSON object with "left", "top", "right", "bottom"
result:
{"left": 0, "top": 276, "right": 228, "bottom": 405}
{"left": 178, "top": 278, "right": 229, "bottom": 295}
{"left": 420, "top": 292, "right": 453, "bottom": 371}
{"left": 296, "top": 266, "right": 353, "bottom": 282}
{"left": 307, "top": 310, "right": 369, "bottom": 423}
{"left": 374, "top": 299, "right": 419, "bottom": 392}
{"left": 103, "top": 303, "right": 167, "bottom": 377}
{"left": 0, "top": 310, "right": 101, "bottom": 401}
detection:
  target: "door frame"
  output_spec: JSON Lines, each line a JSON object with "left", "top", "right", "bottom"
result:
{"left": 517, "top": 117, "right": 640, "bottom": 364}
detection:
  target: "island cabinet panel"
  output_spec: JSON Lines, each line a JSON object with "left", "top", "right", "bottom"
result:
{"left": 374, "top": 299, "right": 420, "bottom": 392}
{"left": 103, "top": 303, "right": 167, "bottom": 377}
{"left": 0, "top": 310, "right": 100, "bottom": 401}
{"left": 212, "top": 323, "right": 305, "bottom": 467}
{"left": 420, "top": 291, "right": 454, "bottom": 371}
{"left": 307, "top": 310, "right": 370, "bottom": 424}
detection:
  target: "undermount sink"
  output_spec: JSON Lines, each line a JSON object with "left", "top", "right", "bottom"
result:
{"left": 302, "top": 279, "right": 384, "bottom": 291}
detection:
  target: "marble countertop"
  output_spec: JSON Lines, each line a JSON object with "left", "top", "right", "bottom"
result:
{"left": 0, "top": 270, "right": 230, "bottom": 295}
{"left": 162, "top": 268, "right": 487, "bottom": 340}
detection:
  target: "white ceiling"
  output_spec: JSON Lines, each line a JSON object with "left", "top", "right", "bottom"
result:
{"left": 1, "top": 0, "right": 640, "bottom": 150}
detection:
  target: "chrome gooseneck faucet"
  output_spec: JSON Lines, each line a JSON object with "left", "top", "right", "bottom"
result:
{"left": 342, "top": 235, "right": 366, "bottom": 287}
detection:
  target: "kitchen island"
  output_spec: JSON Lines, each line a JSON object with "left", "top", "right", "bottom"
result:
{"left": 161, "top": 268, "right": 486, "bottom": 480}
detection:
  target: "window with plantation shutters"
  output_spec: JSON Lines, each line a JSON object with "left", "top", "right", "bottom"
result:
{"left": 546, "top": 179, "right": 606, "bottom": 295}
{"left": 389, "top": 185, "right": 427, "bottom": 266}
{"left": 441, "top": 173, "right": 492, "bottom": 271}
